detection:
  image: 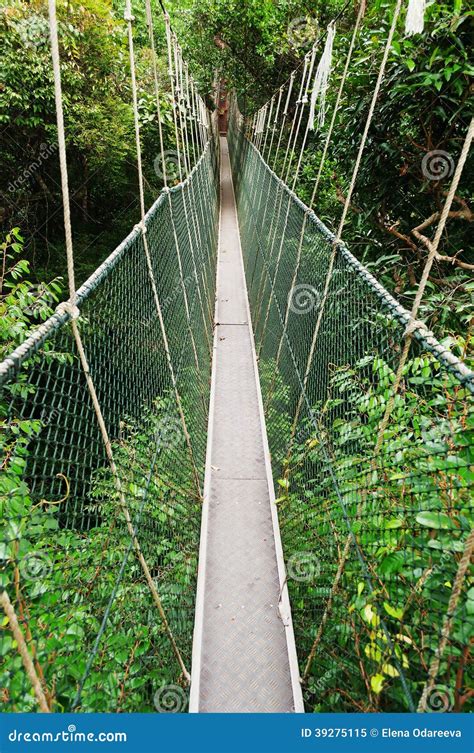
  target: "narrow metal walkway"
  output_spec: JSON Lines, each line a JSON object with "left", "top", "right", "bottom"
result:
{"left": 189, "top": 138, "right": 304, "bottom": 713}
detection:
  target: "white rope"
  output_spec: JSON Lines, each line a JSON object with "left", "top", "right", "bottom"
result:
{"left": 283, "top": 46, "right": 317, "bottom": 184}
{"left": 310, "top": 0, "right": 366, "bottom": 205}
{"left": 272, "top": 71, "right": 296, "bottom": 171}
{"left": 265, "top": 2, "right": 366, "bottom": 412}
{"left": 266, "top": 86, "right": 283, "bottom": 161}
{"left": 164, "top": 14, "right": 184, "bottom": 182}
{"left": 262, "top": 95, "right": 275, "bottom": 155}
{"left": 0, "top": 589, "right": 51, "bottom": 711}
{"left": 48, "top": 0, "right": 75, "bottom": 304}
{"left": 163, "top": 12, "right": 213, "bottom": 345}
{"left": 256, "top": 47, "right": 317, "bottom": 346}
{"left": 48, "top": 0, "right": 193, "bottom": 683}
{"left": 374, "top": 116, "right": 474, "bottom": 455}
{"left": 296, "top": 52, "right": 311, "bottom": 104}
{"left": 405, "top": 0, "right": 426, "bottom": 35}
{"left": 145, "top": 0, "right": 205, "bottom": 386}
{"left": 127, "top": 1, "right": 208, "bottom": 460}
{"left": 173, "top": 36, "right": 190, "bottom": 175}
{"left": 288, "top": 0, "right": 404, "bottom": 447}
{"left": 308, "top": 23, "right": 336, "bottom": 131}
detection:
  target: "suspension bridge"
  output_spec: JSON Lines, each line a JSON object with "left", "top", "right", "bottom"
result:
{"left": 1, "top": 0, "right": 473, "bottom": 715}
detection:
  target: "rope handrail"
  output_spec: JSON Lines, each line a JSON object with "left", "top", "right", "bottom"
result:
{"left": 227, "top": 100, "right": 473, "bottom": 713}
{"left": 241, "top": 136, "right": 474, "bottom": 392}
{"left": 0, "top": 139, "right": 214, "bottom": 386}
{"left": 1, "top": 0, "right": 219, "bottom": 711}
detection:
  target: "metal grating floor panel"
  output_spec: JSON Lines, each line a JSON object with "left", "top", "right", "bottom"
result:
{"left": 189, "top": 138, "right": 303, "bottom": 713}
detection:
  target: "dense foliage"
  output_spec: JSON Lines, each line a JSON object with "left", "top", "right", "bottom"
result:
{"left": 0, "top": 0, "right": 472, "bottom": 714}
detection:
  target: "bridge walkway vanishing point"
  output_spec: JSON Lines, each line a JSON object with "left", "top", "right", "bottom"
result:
{"left": 189, "top": 137, "right": 304, "bottom": 713}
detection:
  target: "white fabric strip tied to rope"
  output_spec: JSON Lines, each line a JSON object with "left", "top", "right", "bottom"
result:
{"left": 296, "top": 52, "right": 311, "bottom": 104}
{"left": 308, "top": 22, "right": 336, "bottom": 130}
{"left": 262, "top": 95, "right": 275, "bottom": 154}
{"left": 405, "top": 0, "right": 426, "bottom": 35}
{"left": 255, "top": 105, "right": 267, "bottom": 135}
{"left": 199, "top": 97, "right": 208, "bottom": 130}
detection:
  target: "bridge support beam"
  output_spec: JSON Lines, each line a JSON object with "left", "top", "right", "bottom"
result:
{"left": 189, "top": 137, "right": 304, "bottom": 713}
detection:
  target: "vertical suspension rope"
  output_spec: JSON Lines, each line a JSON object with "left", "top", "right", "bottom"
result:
{"left": 264, "top": 1, "right": 366, "bottom": 410}
{"left": 374, "top": 117, "right": 474, "bottom": 453}
{"left": 311, "top": 1, "right": 366, "bottom": 205}
{"left": 255, "top": 46, "right": 317, "bottom": 350}
{"left": 164, "top": 12, "right": 213, "bottom": 345}
{"left": 288, "top": 0, "right": 403, "bottom": 448}
{"left": 262, "top": 95, "right": 275, "bottom": 156}
{"left": 48, "top": 0, "right": 193, "bottom": 685}
{"left": 292, "top": 0, "right": 406, "bottom": 684}
{"left": 144, "top": 0, "right": 205, "bottom": 394}
{"left": 0, "top": 590, "right": 51, "bottom": 712}
{"left": 266, "top": 86, "right": 283, "bottom": 161}
{"left": 272, "top": 71, "right": 296, "bottom": 172}
{"left": 125, "top": 0, "right": 201, "bottom": 500}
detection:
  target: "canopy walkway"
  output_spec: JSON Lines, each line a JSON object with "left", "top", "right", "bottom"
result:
{"left": 1, "top": 0, "right": 473, "bottom": 716}
{"left": 189, "top": 137, "right": 302, "bottom": 713}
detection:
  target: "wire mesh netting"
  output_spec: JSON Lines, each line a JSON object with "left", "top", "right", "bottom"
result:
{"left": 0, "top": 130, "right": 219, "bottom": 711}
{"left": 228, "top": 101, "right": 474, "bottom": 713}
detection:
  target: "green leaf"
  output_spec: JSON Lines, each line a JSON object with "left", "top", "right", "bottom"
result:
{"left": 384, "top": 517, "right": 404, "bottom": 529}
{"left": 382, "top": 663, "right": 399, "bottom": 678}
{"left": 383, "top": 601, "right": 404, "bottom": 620}
{"left": 466, "top": 588, "right": 474, "bottom": 616}
{"left": 371, "top": 673, "right": 384, "bottom": 694}
{"left": 416, "top": 511, "right": 456, "bottom": 530}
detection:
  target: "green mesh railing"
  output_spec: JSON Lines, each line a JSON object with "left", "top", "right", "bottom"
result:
{"left": 0, "top": 133, "right": 219, "bottom": 711}
{"left": 228, "top": 104, "right": 473, "bottom": 713}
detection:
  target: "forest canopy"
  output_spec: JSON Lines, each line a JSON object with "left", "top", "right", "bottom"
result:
{"left": 0, "top": 0, "right": 472, "bottom": 354}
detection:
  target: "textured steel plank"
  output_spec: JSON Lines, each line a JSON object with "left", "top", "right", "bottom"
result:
{"left": 190, "top": 138, "right": 302, "bottom": 713}
{"left": 199, "top": 477, "right": 294, "bottom": 712}
{"left": 211, "top": 325, "right": 266, "bottom": 480}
